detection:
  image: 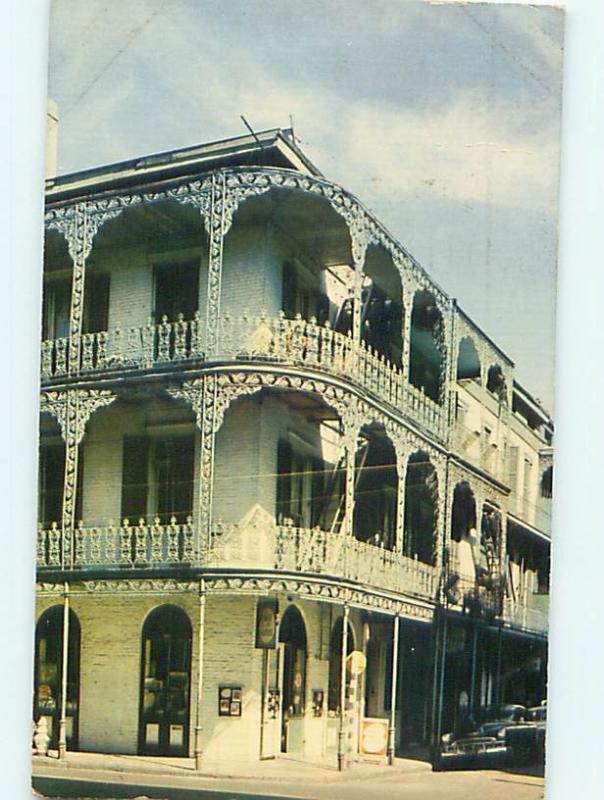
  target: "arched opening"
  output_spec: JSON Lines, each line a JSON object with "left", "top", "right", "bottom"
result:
{"left": 139, "top": 605, "right": 192, "bottom": 756}
{"left": 451, "top": 482, "right": 477, "bottom": 543}
{"left": 327, "top": 617, "right": 355, "bottom": 713}
{"left": 279, "top": 605, "right": 308, "bottom": 753}
{"left": 212, "top": 386, "right": 345, "bottom": 534}
{"left": 540, "top": 466, "right": 553, "bottom": 499}
{"left": 353, "top": 424, "right": 398, "bottom": 550}
{"left": 456, "top": 337, "right": 481, "bottom": 382}
{"left": 87, "top": 200, "right": 207, "bottom": 364}
{"left": 409, "top": 290, "right": 445, "bottom": 403}
{"left": 222, "top": 188, "right": 354, "bottom": 335}
{"left": 403, "top": 451, "right": 438, "bottom": 565}
{"left": 486, "top": 364, "right": 507, "bottom": 402}
{"left": 34, "top": 606, "right": 81, "bottom": 750}
{"left": 361, "top": 245, "right": 403, "bottom": 367}
{"left": 449, "top": 482, "right": 478, "bottom": 589}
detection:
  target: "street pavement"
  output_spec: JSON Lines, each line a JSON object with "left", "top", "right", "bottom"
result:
{"left": 33, "top": 752, "right": 545, "bottom": 800}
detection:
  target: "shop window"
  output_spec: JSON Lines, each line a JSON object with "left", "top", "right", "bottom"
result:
{"left": 139, "top": 605, "right": 192, "bottom": 757}
{"left": 34, "top": 607, "right": 80, "bottom": 750}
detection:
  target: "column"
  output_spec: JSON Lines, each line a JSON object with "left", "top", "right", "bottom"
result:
{"left": 387, "top": 614, "right": 400, "bottom": 765}
{"left": 337, "top": 604, "right": 349, "bottom": 772}
{"left": 205, "top": 174, "right": 226, "bottom": 357}
{"left": 394, "top": 442, "right": 410, "bottom": 554}
{"left": 194, "top": 578, "right": 207, "bottom": 770}
{"left": 401, "top": 284, "right": 416, "bottom": 382}
{"left": 168, "top": 376, "right": 219, "bottom": 563}
{"left": 58, "top": 582, "right": 70, "bottom": 760}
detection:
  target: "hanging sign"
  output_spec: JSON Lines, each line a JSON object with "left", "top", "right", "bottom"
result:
{"left": 255, "top": 598, "right": 278, "bottom": 649}
{"left": 346, "top": 650, "right": 367, "bottom": 676}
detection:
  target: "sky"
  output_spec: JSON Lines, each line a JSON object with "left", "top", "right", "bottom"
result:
{"left": 47, "top": 0, "right": 564, "bottom": 411}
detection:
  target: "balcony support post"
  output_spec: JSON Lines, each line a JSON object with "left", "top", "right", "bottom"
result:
{"left": 58, "top": 581, "right": 70, "bottom": 760}
{"left": 394, "top": 443, "right": 410, "bottom": 555}
{"left": 401, "top": 284, "right": 416, "bottom": 382}
{"left": 387, "top": 613, "right": 400, "bottom": 765}
{"left": 204, "top": 174, "right": 226, "bottom": 357}
{"left": 337, "top": 603, "right": 349, "bottom": 772}
{"left": 194, "top": 578, "right": 207, "bottom": 770}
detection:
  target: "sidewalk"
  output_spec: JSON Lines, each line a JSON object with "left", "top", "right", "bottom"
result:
{"left": 33, "top": 748, "right": 431, "bottom": 786}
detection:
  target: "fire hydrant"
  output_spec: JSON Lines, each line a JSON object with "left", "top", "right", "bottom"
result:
{"left": 33, "top": 718, "right": 50, "bottom": 756}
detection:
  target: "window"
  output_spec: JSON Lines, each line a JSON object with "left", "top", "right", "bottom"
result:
{"left": 275, "top": 439, "right": 326, "bottom": 528}
{"left": 82, "top": 273, "right": 110, "bottom": 334}
{"left": 121, "top": 433, "right": 194, "bottom": 524}
{"left": 42, "top": 277, "right": 72, "bottom": 340}
{"left": 154, "top": 261, "right": 199, "bottom": 323}
{"left": 282, "top": 261, "right": 329, "bottom": 324}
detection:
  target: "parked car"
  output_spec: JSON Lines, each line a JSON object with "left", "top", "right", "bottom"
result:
{"left": 436, "top": 704, "right": 528, "bottom": 770}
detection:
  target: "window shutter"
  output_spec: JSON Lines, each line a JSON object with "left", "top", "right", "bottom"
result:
{"left": 121, "top": 436, "right": 149, "bottom": 522}
{"left": 276, "top": 439, "right": 293, "bottom": 523}
{"left": 83, "top": 273, "right": 110, "bottom": 334}
{"left": 282, "top": 261, "right": 297, "bottom": 318}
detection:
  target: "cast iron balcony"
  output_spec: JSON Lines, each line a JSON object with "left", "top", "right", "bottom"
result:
{"left": 36, "top": 517, "right": 439, "bottom": 602}
{"left": 40, "top": 311, "right": 446, "bottom": 438}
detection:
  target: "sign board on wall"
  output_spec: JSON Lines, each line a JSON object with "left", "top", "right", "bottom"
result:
{"left": 255, "top": 598, "right": 278, "bottom": 649}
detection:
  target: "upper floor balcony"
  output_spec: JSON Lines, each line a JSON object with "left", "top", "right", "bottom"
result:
{"left": 42, "top": 170, "right": 456, "bottom": 442}
{"left": 40, "top": 310, "right": 446, "bottom": 439}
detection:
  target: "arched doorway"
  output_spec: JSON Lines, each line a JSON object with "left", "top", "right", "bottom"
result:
{"left": 139, "top": 605, "right": 192, "bottom": 756}
{"left": 279, "top": 605, "right": 307, "bottom": 753}
{"left": 34, "top": 606, "right": 81, "bottom": 750}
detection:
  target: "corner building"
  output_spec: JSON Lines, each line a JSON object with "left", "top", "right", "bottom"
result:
{"left": 35, "top": 129, "right": 552, "bottom": 767}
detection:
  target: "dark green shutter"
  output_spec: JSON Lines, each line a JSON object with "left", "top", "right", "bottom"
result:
{"left": 121, "top": 436, "right": 149, "bottom": 522}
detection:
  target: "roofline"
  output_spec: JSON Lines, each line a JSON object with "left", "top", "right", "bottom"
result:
{"left": 453, "top": 301, "right": 514, "bottom": 368}
{"left": 513, "top": 380, "right": 553, "bottom": 426}
{"left": 45, "top": 127, "right": 323, "bottom": 197}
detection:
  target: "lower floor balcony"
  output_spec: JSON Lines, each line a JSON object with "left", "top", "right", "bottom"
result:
{"left": 36, "top": 519, "right": 439, "bottom": 602}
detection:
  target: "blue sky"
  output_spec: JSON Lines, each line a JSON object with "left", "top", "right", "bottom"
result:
{"left": 48, "top": 0, "right": 564, "bottom": 410}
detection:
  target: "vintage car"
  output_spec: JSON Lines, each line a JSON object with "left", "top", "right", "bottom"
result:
{"left": 436, "top": 704, "right": 529, "bottom": 770}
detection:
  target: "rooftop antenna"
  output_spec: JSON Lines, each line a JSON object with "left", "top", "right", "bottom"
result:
{"left": 240, "top": 115, "right": 267, "bottom": 165}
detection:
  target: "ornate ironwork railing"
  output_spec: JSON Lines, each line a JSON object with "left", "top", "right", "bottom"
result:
{"left": 502, "top": 596, "right": 549, "bottom": 635}
{"left": 208, "top": 520, "right": 439, "bottom": 599}
{"left": 40, "top": 311, "right": 446, "bottom": 437}
{"left": 37, "top": 517, "right": 438, "bottom": 600}
{"left": 40, "top": 314, "right": 203, "bottom": 377}
{"left": 37, "top": 517, "right": 195, "bottom": 569}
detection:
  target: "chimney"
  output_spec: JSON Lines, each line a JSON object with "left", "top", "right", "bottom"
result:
{"left": 46, "top": 100, "right": 59, "bottom": 178}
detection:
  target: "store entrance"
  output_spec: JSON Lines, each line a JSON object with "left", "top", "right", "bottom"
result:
{"left": 279, "top": 606, "right": 307, "bottom": 753}
{"left": 139, "top": 605, "right": 192, "bottom": 756}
